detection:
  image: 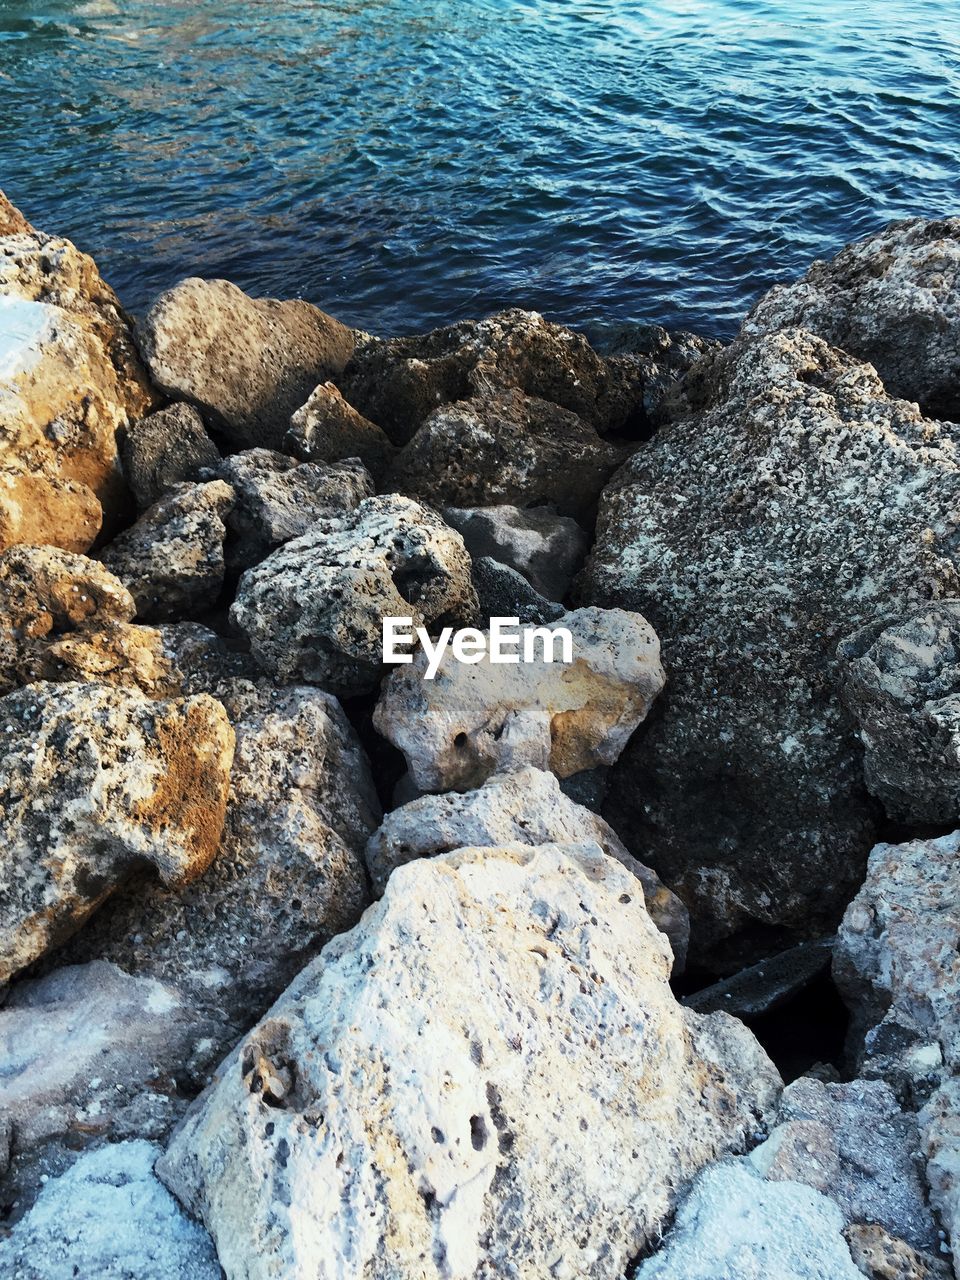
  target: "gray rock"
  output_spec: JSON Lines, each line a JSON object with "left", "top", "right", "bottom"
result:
{"left": 157, "top": 842, "right": 779, "bottom": 1280}
{"left": 840, "top": 603, "right": 960, "bottom": 824}
{"left": 387, "top": 389, "right": 628, "bottom": 522}
{"left": 443, "top": 504, "right": 589, "bottom": 601}
{"left": 743, "top": 217, "right": 960, "bottom": 422}
{"left": 684, "top": 939, "right": 833, "bottom": 1020}
{"left": 100, "top": 480, "right": 234, "bottom": 622}
{"left": 0, "top": 681, "right": 234, "bottom": 985}
{"left": 599, "top": 322, "right": 723, "bottom": 429}
{"left": 919, "top": 1079, "right": 960, "bottom": 1280}
{"left": 340, "top": 307, "right": 646, "bottom": 444}
{"left": 470, "top": 555, "right": 565, "bottom": 625}
{"left": 213, "top": 448, "right": 373, "bottom": 570}
{"left": 137, "top": 276, "right": 355, "bottom": 449}
{"left": 285, "top": 380, "right": 396, "bottom": 481}
{"left": 364, "top": 765, "right": 689, "bottom": 970}
{"left": 579, "top": 328, "right": 960, "bottom": 966}
{"left": 231, "top": 493, "right": 477, "bottom": 695}
{"left": 120, "top": 403, "right": 221, "bottom": 512}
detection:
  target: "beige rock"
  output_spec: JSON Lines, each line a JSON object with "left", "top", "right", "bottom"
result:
{"left": 285, "top": 380, "right": 396, "bottom": 480}
{"left": 844, "top": 1224, "right": 950, "bottom": 1280}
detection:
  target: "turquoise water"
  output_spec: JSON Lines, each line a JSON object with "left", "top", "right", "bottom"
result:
{"left": 2, "top": 0, "right": 959, "bottom": 339}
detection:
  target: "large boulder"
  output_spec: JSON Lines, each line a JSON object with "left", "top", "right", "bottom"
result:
{"left": 374, "top": 605, "right": 664, "bottom": 791}
{"left": 0, "top": 681, "right": 234, "bottom": 984}
{"left": 137, "top": 277, "right": 355, "bottom": 449}
{"left": 120, "top": 402, "right": 221, "bottom": 512}
{"left": 61, "top": 683, "right": 380, "bottom": 1035}
{"left": 387, "top": 390, "right": 628, "bottom": 522}
{"left": 579, "top": 328, "right": 960, "bottom": 966}
{"left": 470, "top": 554, "right": 566, "bottom": 626}
{"left": 285, "top": 380, "right": 396, "bottom": 481}
{"left": 743, "top": 217, "right": 960, "bottom": 422}
{"left": 231, "top": 494, "right": 477, "bottom": 695}
{"left": 364, "top": 765, "right": 689, "bottom": 969}
{"left": 0, "top": 199, "right": 156, "bottom": 551}
{"left": 340, "top": 307, "right": 645, "bottom": 444}
{"left": 840, "top": 603, "right": 960, "bottom": 824}
{"left": 443, "top": 504, "right": 589, "bottom": 602}
{"left": 100, "top": 479, "right": 234, "bottom": 621}
{"left": 157, "top": 842, "right": 779, "bottom": 1280}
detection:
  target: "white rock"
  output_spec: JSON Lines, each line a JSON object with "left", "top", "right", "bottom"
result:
{"left": 158, "top": 842, "right": 780, "bottom": 1280}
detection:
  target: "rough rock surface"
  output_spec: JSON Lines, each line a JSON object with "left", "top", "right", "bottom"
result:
{"left": 0, "top": 680, "right": 234, "bottom": 984}
{"left": 214, "top": 448, "right": 373, "bottom": 570}
{"left": 340, "top": 307, "right": 646, "bottom": 444}
{"left": 840, "top": 603, "right": 960, "bottom": 824}
{"left": 158, "top": 842, "right": 780, "bottom": 1280}
{"left": 580, "top": 328, "right": 960, "bottom": 963}
{"left": 285, "top": 380, "right": 396, "bottom": 480}
{"left": 388, "top": 390, "right": 628, "bottom": 521}
{"left": 0, "top": 200, "right": 156, "bottom": 551}
{"left": 100, "top": 480, "right": 234, "bottom": 621}
{"left": 835, "top": 831, "right": 960, "bottom": 1098}
{"left": 470, "top": 555, "right": 565, "bottom": 625}
{"left": 633, "top": 1160, "right": 865, "bottom": 1280}
{"left": 683, "top": 939, "right": 832, "bottom": 1020}
{"left": 0, "top": 1140, "right": 221, "bottom": 1279}
{"left": 120, "top": 402, "right": 221, "bottom": 512}
{"left": 364, "top": 765, "right": 689, "bottom": 968}
{"left": 62, "top": 684, "right": 380, "bottom": 1032}
{"left": 231, "top": 494, "right": 477, "bottom": 694}
{"left": 443, "top": 504, "right": 589, "bottom": 601}
{"left": 375, "top": 605, "right": 664, "bottom": 790}
{"left": 137, "top": 277, "right": 355, "bottom": 449}
{"left": 743, "top": 217, "right": 960, "bottom": 422}
{"left": 0, "top": 961, "right": 221, "bottom": 1219}
{"left": 599, "top": 323, "right": 723, "bottom": 430}
{"left": 844, "top": 1224, "right": 950, "bottom": 1280}
{"left": 919, "top": 1079, "right": 960, "bottom": 1280}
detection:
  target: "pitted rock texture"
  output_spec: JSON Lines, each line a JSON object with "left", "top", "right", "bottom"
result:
{"left": 470, "top": 555, "right": 566, "bottom": 626}
{"left": 443, "top": 504, "right": 589, "bottom": 601}
{"left": 579, "top": 328, "right": 960, "bottom": 965}
{"left": 599, "top": 323, "right": 723, "bottom": 431}
{"left": 844, "top": 1224, "right": 950, "bottom": 1280}
{"left": 231, "top": 493, "right": 477, "bottom": 695}
{"left": 0, "top": 202, "right": 156, "bottom": 551}
{"left": 840, "top": 603, "right": 960, "bottom": 824}
{"left": 387, "top": 389, "right": 628, "bottom": 522}
{"left": 0, "top": 681, "right": 234, "bottom": 984}
{"left": 285, "top": 380, "right": 396, "bottom": 480}
{"left": 364, "top": 765, "right": 689, "bottom": 969}
{"left": 340, "top": 307, "right": 646, "bottom": 444}
{"left": 743, "top": 217, "right": 960, "bottom": 422}
{"left": 120, "top": 402, "right": 221, "bottom": 512}
{"left": 919, "top": 1079, "right": 960, "bottom": 1280}
{"left": 375, "top": 605, "right": 664, "bottom": 791}
{"left": 62, "top": 684, "right": 380, "bottom": 1034}
{"left": 213, "top": 448, "right": 373, "bottom": 570}
{"left": 137, "top": 277, "right": 355, "bottom": 449}
{"left": 0, "top": 961, "right": 221, "bottom": 1219}
{"left": 157, "top": 842, "right": 780, "bottom": 1280}
{"left": 835, "top": 831, "right": 960, "bottom": 1099}
{"left": 0, "top": 1140, "right": 221, "bottom": 1280}
{"left": 100, "top": 479, "right": 234, "bottom": 621}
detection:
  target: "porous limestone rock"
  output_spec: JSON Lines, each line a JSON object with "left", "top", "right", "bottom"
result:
{"left": 843, "top": 1224, "right": 950, "bottom": 1280}
{"left": 138, "top": 277, "right": 355, "bottom": 449}
{"left": 285, "top": 380, "right": 396, "bottom": 480}
{"left": 231, "top": 494, "right": 477, "bottom": 695}
{"left": 374, "top": 605, "right": 664, "bottom": 790}
{"left": 100, "top": 479, "right": 234, "bottom": 621}
{"left": 387, "top": 390, "right": 627, "bottom": 521}
{"left": 632, "top": 1160, "right": 865, "bottom": 1280}
{"left": 0, "top": 962, "right": 221, "bottom": 1218}
{"left": 364, "top": 765, "right": 689, "bottom": 969}
{"left": 0, "top": 200, "right": 156, "bottom": 551}
{"left": 743, "top": 217, "right": 960, "bottom": 422}
{"left": 0, "top": 680, "right": 234, "bottom": 984}
{"left": 0, "top": 1140, "right": 221, "bottom": 1279}
{"left": 840, "top": 603, "right": 960, "bottom": 824}
{"left": 919, "top": 1079, "right": 960, "bottom": 1280}
{"left": 214, "top": 448, "right": 373, "bottom": 570}
{"left": 443, "top": 504, "right": 589, "bottom": 601}
{"left": 153, "top": 621, "right": 260, "bottom": 698}
{"left": 470, "top": 555, "right": 565, "bottom": 625}
{"left": 341, "top": 307, "right": 646, "bottom": 444}
{"left": 579, "top": 328, "right": 960, "bottom": 964}
{"left": 120, "top": 402, "right": 221, "bottom": 512}
{"left": 834, "top": 831, "right": 960, "bottom": 1098}
{"left": 62, "top": 684, "right": 379, "bottom": 1032}
{"left": 157, "top": 842, "right": 780, "bottom": 1280}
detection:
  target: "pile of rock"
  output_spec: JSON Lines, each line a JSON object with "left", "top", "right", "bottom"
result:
{"left": 2, "top": 192, "right": 960, "bottom": 1279}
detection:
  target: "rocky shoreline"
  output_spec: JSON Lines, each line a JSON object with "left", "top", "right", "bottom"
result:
{"left": 1, "top": 190, "right": 959, "bottom": 1279}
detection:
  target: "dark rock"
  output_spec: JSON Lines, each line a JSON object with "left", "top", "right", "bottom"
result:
{"left": 120, "top": 403, "right": 221, "bottom": 512}
{"left": 471, "top": 556, "right": 565, "bottom": 625}
{"left": 443, "top": 504, "right": 589, "bottom": 601}
{"left": 684, "top": 940, "right": 833, "bottom": 1020}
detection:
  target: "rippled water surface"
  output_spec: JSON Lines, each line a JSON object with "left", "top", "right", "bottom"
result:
{"left": 2, "top": 0, "right": 959, "bottom": 339}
